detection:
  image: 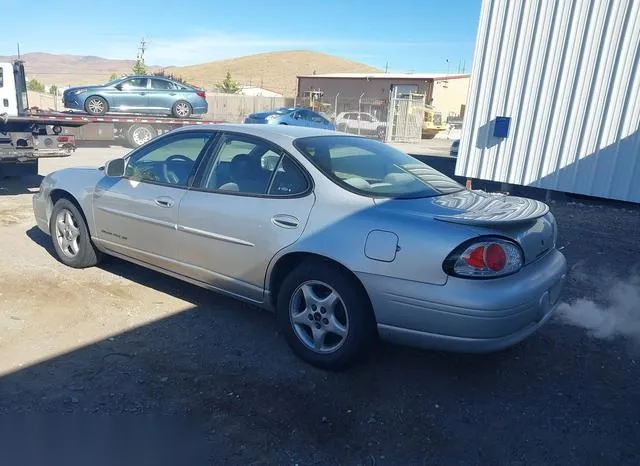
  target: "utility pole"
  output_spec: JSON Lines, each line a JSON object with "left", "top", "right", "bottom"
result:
{"left": 137, "top": 37, "right": 147, "bottom": 62}
{"left": 384, "top": 61, "right": 389, "bottom": 73}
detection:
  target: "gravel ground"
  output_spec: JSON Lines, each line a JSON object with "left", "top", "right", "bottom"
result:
{"left": 0, "top": 146, "right": 639, "bottom": 465}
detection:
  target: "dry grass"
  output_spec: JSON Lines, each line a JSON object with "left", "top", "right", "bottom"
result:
{"left": 168, "top": 50, "right": 380, "bottom": 96}
{"left": 0, "top": 52, "right": 161, "bottom": 87}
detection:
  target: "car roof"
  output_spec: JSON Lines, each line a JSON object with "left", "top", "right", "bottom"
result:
{"left": 173, "top": 123, "right": 347, "bottom": 144}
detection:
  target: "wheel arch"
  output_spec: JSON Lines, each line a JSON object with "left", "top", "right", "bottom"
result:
{"left": 49, "top": 189, "right": 94, "bottom": 236}
{"left": 266, "top": 251, "right": 373, "bottom": 313}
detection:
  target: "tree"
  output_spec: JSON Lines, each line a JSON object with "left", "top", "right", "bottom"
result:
{"left": 27, "top": 78, "right": 45, "bottom": 92}
{"left": 108, "top": 73, "right": 118, "bottom": 81}
{"left": 49, "top": 84, "right": 59, "bottom": 96}
{"left": 216, "top": 71, "right": 241, "bottom": 94}
{"left": 132, "top": 58, "right": 146, "bottom": 75}
{"left": 153, "top": 69, "right": 187, "bottom": 84}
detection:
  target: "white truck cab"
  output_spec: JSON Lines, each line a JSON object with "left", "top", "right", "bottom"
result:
{"left": 0, "top": 61, "right": 28, "bottom": 117}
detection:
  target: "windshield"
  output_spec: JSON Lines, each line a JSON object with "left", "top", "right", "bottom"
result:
{"left": 294, "top": 135, "right": 464, "bottom": 198}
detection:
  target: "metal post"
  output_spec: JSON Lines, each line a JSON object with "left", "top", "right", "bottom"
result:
{"left": 358, "top": 92, "right": 365, "bottom": 136}
{"left": 334, "top": 91, "right": 340, "bottom": 121}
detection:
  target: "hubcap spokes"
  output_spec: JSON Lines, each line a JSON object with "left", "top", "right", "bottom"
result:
{"left": 290, "top": 281, "right": 349, "bottom": 354}
{"left": 89, "top": 99, "right": 104, "bottom": 113}
{"left": 55, "top": 209, "right": 81, "bottom": 258}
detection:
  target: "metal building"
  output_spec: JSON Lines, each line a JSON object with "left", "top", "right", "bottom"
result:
{"left": 456, "top": 0, "right": 640, "bottom": 203}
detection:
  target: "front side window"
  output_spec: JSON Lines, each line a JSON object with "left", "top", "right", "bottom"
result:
{"left": 201, "top": 134, "right": 308, "bottom": 196}
{"left": 125, "top": 132, "right": 211, "bottom": 186}
{"left": 294, "top": 135, "right": 463, "bottom": 199}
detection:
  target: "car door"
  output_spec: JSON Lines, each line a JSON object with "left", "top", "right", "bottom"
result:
{"left": 110, "top": 77, "right": 149, "bottom": 112}
{"left": 147, "top": 78, "right": 177, "bottom": 113}
{"left": 290, "top": 109, "right": 310, "bottom": 127}
{"left": 92, "top": 130, "right": 215, "bottom": 270}
{"left": 175, "top": 132, "right": 315, "bottom": 302}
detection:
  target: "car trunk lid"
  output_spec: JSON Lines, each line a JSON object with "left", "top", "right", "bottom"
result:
{"left": 431, "top": 190, "right": 556, "bottom": 264}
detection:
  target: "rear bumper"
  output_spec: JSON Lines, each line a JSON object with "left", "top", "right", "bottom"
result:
{"left": 192, "top": 103, "right": 208, "bottom": 115}
{"left": 358, "top": 249, "right": 568, "bottom": 353}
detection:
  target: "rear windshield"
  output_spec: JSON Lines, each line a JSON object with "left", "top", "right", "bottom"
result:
{"left": 294, "top": 135, "right": 464, "bottom": 199}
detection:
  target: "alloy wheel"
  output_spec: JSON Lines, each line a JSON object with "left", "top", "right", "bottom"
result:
{"left": 55, "top": 209, "right": 81, "bottom": 258}
{"left": 87, "top": 98, "right": 105, "bottom": 114}
{"left": 289, "top": 280, "right": 349, "bottom": 354}
{"left": 175, "top": 102, "right": 190, "bottom": 117}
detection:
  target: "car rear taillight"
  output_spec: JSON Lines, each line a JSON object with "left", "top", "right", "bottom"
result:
{"left": 196, "top": 91, "right": 206, "bottom": 99}
{"left": 443, "top": 237, "right": 523, "bottom": 279}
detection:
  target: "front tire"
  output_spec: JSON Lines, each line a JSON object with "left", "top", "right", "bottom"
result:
{"left": 276, "top": 260, "right": 377, "bottom": 371}
{"left": 84, "top": 96, "right": 108, "bottom": 116}
{"left": 49, "top": 198, "right": 102, "bottom": 269}
{"left": 172, "top": 100, "right": 192, "bottom": 118}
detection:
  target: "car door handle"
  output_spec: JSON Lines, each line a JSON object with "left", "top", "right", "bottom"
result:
{"left": 154, "top": 197, "right": 175, "bottom": 208}
{"left": 272, "top": 214, "right": 299, "bottom": 229}
{"left": 169, "top": 93, "right": 176, "bottom": 96}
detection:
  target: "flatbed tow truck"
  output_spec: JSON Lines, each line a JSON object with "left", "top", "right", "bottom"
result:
{"left": 0, "top": 60, "right": 222, "bottom": 179}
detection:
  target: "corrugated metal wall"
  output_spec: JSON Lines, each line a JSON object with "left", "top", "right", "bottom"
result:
{"left": 456, "top": 0, "right": 640, "bottom": 203}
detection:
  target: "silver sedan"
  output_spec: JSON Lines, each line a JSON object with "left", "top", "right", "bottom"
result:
{"left": 32, "top": 124, "right": 567, "bottom": 370}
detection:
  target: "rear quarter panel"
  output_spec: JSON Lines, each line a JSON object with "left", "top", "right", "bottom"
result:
{"left": 271, "top": 188, "right": 480, "bottom": 287}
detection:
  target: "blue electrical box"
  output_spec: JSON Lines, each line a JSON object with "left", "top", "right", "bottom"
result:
{"left": 494, "top": 116, "right": 511, "bottom": 138}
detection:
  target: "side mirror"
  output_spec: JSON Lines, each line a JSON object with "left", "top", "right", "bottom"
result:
{"left": 104, "top": 158, "right": 126, "bottom": 177}
{"left": 115, "top": 84, "right": 123, "bottom": 90}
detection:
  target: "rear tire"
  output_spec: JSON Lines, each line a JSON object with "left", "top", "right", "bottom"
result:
{"left": 172, "top": 101, "right": 192, "bottom": 118}
{"left": 84, "top": 96, "right": 108, "bottom": 116}
{"left": 49, "top": 198, "right": 102, "bottom": 269}
{"left": 276, "top": 260, "right": 377, "bottom": 371}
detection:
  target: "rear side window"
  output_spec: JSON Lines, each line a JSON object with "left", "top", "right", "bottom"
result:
{"left": 268, "top": 156, "right": 309, "bottom": 196}
{"left": 150, "top": 79, "right": 175, "bottom": 90}
{"left": 200, "top": 133, "right": 309, "bottom": 197}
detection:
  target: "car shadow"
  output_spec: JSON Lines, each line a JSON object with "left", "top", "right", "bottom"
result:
{"left": 0, "top": 174, "right": 44, "bottom": 196}
{"left": 17, "top": 226, "right": 640, "bottom": 464}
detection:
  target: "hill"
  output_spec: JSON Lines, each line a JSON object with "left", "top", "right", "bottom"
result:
{"left": 0, "top": 52, "right": 162, "bottom": 87}
{"left": 0, "top": 50, "right": 380, "bottom": 96}
{"left": 166, "top": 50, "right": 381, "bottom": 96}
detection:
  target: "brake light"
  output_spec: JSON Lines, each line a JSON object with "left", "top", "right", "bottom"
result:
{"left": 443, "top": 237, "right": 523, "bottom": 279}
{"left": 485, "top": 243, "right": 506, "bottom": 271}
{"left": 56, "top": 136, "right": 70, "bottom": 142}
{"left": 196, "top": 91, "right": 206, "bottom": 99}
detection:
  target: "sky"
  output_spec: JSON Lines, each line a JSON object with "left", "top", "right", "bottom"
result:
{"left": 0, "top": 0, "right": 481, "bottom": 72}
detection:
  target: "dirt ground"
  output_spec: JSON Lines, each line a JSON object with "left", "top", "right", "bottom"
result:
{"left": 0, "top": 146, "right": 639, "bottom": 465}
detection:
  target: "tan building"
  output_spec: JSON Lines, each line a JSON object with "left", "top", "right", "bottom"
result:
{"left": 430, "top": 75, "right": 470, "bottom": 125}
{"left": 296, "top": 72, "right": 470, "bottom": 130}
